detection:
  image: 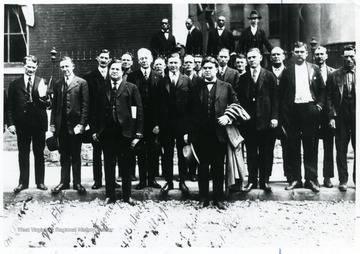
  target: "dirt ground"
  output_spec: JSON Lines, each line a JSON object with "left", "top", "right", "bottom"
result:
{"left": 2, "top": 198, "right": 356, "bottom": 252}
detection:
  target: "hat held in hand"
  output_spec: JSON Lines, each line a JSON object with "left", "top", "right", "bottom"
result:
{"left": 46, "top": 135, "right": 59, "bottom": 151}
{"left": 183, "top": 143, "right": 199, "bottom": 166}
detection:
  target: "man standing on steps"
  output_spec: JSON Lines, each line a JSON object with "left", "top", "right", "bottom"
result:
{"left": 7, "top": 55, "right": 51, "bottom": 193}
{"left": 313, "top": 46, "right": 336, "bottom": 188}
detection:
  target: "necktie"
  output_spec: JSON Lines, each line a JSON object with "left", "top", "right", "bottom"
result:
{"left": 171, "top": 74, "right": 176, "bottom": 87}
{"left": 252, "top": 68, "right": 258, "bottom": 83}
{"left": 111, "top": 83, "right": 118, "bottom": 121}
{"left": 144, "top": 70, "right": 148, "bottom": 80}
{"left": 27, "top": 77, "right": 33, "bottom": 103}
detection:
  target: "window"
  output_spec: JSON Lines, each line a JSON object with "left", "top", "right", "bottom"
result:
{"left": 268, "top": 4, "right": 280, "bottom": 38}
{"left": 229, "top": 4, "right": 244, "bottom": 35}
{"left": 4, "top": 5, "right": 28, "bottom": 64}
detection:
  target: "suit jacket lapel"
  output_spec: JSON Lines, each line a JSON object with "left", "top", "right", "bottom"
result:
{"left": 116, "top": 80, "right": 127, "bottom": 98}
{"left": 176, "top": 74, "right": 184, "bottom": 90}
{"left": 215, "top": 79, "right": 224, "bottom": 101}
{"left": 20, "top": 78, "right": 27, "bottom": 94}
{"left": 67, "top": 77, "right": 79, "bottom": 92}
{"left": 306, "top": 63, "right": 314, "bottom": 88}
{"left": 257, "top": 68, "right": 265, "bottom": 92}
{"left": 105, "top": 81, "right": 111, "bottom": 102}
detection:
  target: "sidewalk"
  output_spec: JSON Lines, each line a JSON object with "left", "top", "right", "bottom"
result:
{"left": 2, "top": 150, "right": 356, "bottom": 203}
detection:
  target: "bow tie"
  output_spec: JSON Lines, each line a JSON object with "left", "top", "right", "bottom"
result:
{"left": 217, "top": 27, "right": 224, "bottom": 30}
{"left": 205, "top": 81, "right": 216, "bottom": 85}
{"left": 162, "top": 30, "right": 169, "bottom": 33}
{"left": 345, "top": 68, "right": 354, "bottom": 73}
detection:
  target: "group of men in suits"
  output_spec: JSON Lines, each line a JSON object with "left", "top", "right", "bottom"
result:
{"left": 6, "top": 34, "right": 356, "bottom": 208}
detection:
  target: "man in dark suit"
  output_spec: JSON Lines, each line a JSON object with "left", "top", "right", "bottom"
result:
{"left": 157, "top": 53, "right": 192, "bottom": 195}
{"left": 237, "top": 10, "right": 272, "bottom": 58}
{"left": 207, "top": 16, "right": 235, "bottom": 57}
{"left": 193, "top": 54, "right": 204, "bottom": 77}
{"left": 50, "top": 56, "right": 89, "bottom": 194}
{"left": 151, "top": 18, "right": 176, "bottom": 58}
{"left": 127, "top": 48, "right": 162, "bottom": 190}
{"left": 326, "top": 45, "right": 356, "bottom": 192}
{"left": 91, "top": 59, "right": 144, "bottom": 205}
{"left": 236, "top": 48, "right": 278, "bottom": 193}
{"left": 7, "top": 55, "right": 50, "bottom": 193}
{"left": 185, "top": 18, "right": 203, "bottom": 55}
{"left": 83, "top": 49, "right": 111, "bottom": 190}
{"left": 313, "top": 46, "right": 336, "bottom": 188}
{"left": 188, "top": 56, "right": 239, "bottom": 209}
{"left": 279, "top": 41, "right": 326, "bottom": 192}
{"left": 267, "top": 47, "right": 291, "bottom": 182}
{"left": 216, "top": 48, "right": 240, "bottom": 88}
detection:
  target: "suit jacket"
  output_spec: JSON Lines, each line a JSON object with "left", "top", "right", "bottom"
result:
{"left": 150, "top": 30, "right": 176, "bottom": 57}
{"left": 236, "top": 67, "right": 279, "bottom": 130}
{"left": 91, "top": 79, "right": 143, "bottom": 139}
{"left": 189, "top": 79, "right": 239, "bottom": 143}
{"left": 237, "top": 26, "right": 273, "bottom": 55}
{"left": 50, "top": 76, "right": 89, "bottom": 135}
{"left": 157, "top": 73, "right": 192, "bottom": 136}
{"left": 326, "top": 67, "right": 356, "bottom": 120}
{"left": 217, "top": 66, "right": 240, "bottom": 89}
{"left": 185, "top": 27, "right": 203, "bottom": 55}
{"left": 83, "top": 68, "right": 108, "bottom": 116}
{"left": 7, "top": 75, "right": 49, "bottom": 132}
{"left": 279, "top": 62, "right": 326, "bottom": 127}
{"left": 127, "top": 69, "right": 162, "bottom": 131}
{"left": 207, "top": 28, "right": 235, "bottom": 56}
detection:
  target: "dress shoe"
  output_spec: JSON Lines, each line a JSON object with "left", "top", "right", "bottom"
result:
{"left": 73, "top": 184, "right": 86, "bottom": 194}
{"left": 189, "top": 174, "right": 198, "bottom": 182}
{"left": 131, "top": 176, "right": 138, "bottom": 181}
{"left": 160, "top": 182, "right": 174, "bottom": 194}
{"left": 304, "top": 180, "right": 320, "bottom": 193}
{"left": 148, "top": 180, "right": 161, "bottom": 189}
{"left": 115, "top": 182, "right": 121, "bottom": 188}
{"left": 323, "top": 177, "right": 333, "bottom": 188}
{"left": 104, "top": 197, "right": 116, "bottom": 205}
{"left": 285, "top": 180, "right": 303, "bottom": 190}
{"left": 260, "top": 183, "right": 272, "bottom": 193}
{"left": 198, "top": 200, "right": 210, "bottom": 208}
{"left": 124, "top": 198, "right": 136, "bottom": 206}
{"left": 242, "top": 182, "right": 257, "bottom": 192}
{"left": 37, "top": 183, "right": 48, "bottom": 191}
{"left": 91, "top": 182, "right": 102, "bottom": 190}
{"left": 214, "top": 201, "right": 226, "bottom": 210}
{"left": 179, "top": 182, "right": 189, "bottom": 195}
{"left": 339, "top": 182, "right": 347, "bottom": 192}
{"left": 14, "top": 184, "right": 28, "bottom": 193}
{"left": 51, "top": 183, "right": 70, "bottom": 193}
{"left": 135, "top": 181, "right": 147, "bottom": 190}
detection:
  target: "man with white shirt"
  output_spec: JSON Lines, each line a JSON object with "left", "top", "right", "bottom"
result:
{"left": 157, "top": 53, "right": 192, "bottom": 196}
{"left": 151, "top": 18, "right": 176, "bottom": 58}
{"left": 236, "top": 48, "right": 278, "bottom": 193}
{"left": 84, "top": 49, "right": 112, "bottom": 190}
{"left": 216, "top": 48, "right": 240, "bottom": 88}
{"left": 237, "top": 10, "right": 273, "bottom": 58}
{"left": 207, "top": 16, "right": 235, "bottom": 56}
{"left": 279, "top": 41, "right": 326, "bottom": 192}
{"left": 185, "top": 18, "right": 203, "bottom": 55}
{"left": 314, "top": 46, "right": 336, "bottom": 188}
{"left": 51, "top": 56, "right": 89, "bottom": 194}
{"left": 7, "top": 55, "right": 51, "bottom": 193}
{"left": 127, "top": 48, "right": 163, "bottom": 190}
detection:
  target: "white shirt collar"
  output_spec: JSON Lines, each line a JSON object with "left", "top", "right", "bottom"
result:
{"left": 24, "top": 74, "right": 34, "bottom": 84}
{"left": 189, "top": 26, "right": 195, "bottom": 33}
{"left": 111, "top": 79, "right": 121, "bottom": 88}
{"left": 141, "top": 67, "right": 150, "bottom": 76}
{"left": 65, "top": 74, "right": 75, "bottom": 84}
{"left": 251, "top": 25, "right": 258, "bottom": 35}
{"left": 98, "top": 66, "right": 108, "bottom": 76}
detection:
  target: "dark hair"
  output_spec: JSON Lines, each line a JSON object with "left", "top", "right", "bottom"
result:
{"left": 99, "top": 49, "right": 110, "bottom": 56}
{"left": 293, "top": 41, "right": 308, "bottom": 51}
{"left": 343, "top": 44, "right": 356, "bottom": 53}
{"left": 202, "top": 56, "right": 219, "bottom": 68}
{"left": 23, "top": 55, "right": 38, "bottom": 65}
{"left": 193, "top": 54, "right": 203, "bottom": 59}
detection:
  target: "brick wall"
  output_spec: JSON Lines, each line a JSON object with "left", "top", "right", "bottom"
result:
{"left": 4, "top": 4, "right": 172, "bottom": 91}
